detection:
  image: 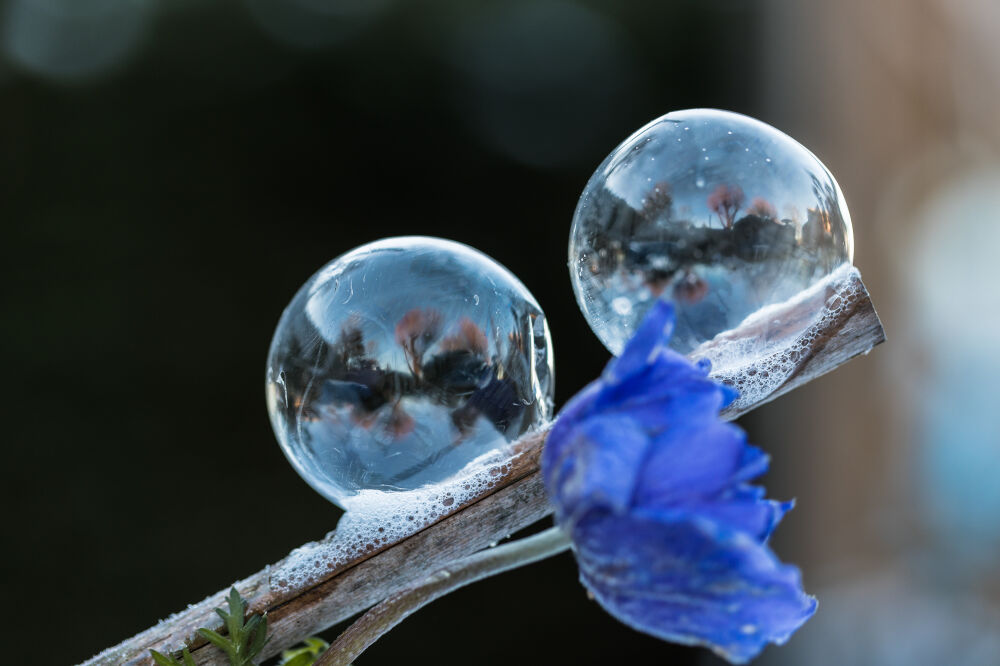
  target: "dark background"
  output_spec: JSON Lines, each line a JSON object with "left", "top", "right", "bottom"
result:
{"left": 1, "top": 1, "right": 798, "bottom": 664}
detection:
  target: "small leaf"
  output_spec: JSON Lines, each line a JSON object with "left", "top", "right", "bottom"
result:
{"left": 226, "top": 588, "right": 245, "bottom": 641}
{"left": 243, "top": 612, "right": 262, "bottom": 637}
{"left": 149, "top": 650, "right": 182, "bottom": 666}
{"left": 304, "top": 638, "right": 329, "bottom": 651}
{"left": 280, "top": 646, "right": 311, "bottom": 662}
{"left": 181, "top": 649, "right": 197, "bottom": 666}
{"left": 190, "top": 588, "right": 269, "bottom": 666}
{"left": 229, "top": 588, "right": 245, "bottom": 616}
{"left": 280, "top": 636, "right": 328, "bottom": 665}
{"left": 248, "top": 613, "right": 270, "bottom": 659}
{"left": 235, "top": 614, "right": 258, "bottom": 656}
{"left": 198, "top": 627, "right": 236, "bottom": 659}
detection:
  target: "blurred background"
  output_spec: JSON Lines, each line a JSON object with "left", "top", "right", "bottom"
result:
{"left": 2, "top": 0, "right": 998, "bottom": 664}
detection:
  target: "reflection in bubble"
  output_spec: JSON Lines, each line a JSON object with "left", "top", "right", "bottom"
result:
{"left": 1, "top": 0, "right": 153, "bottom": 80}
{"left": 569, "top": 109, "right": 854, "bottom": 356}
{"left": 266, "top": 237, "right": 554, "bottom": 508}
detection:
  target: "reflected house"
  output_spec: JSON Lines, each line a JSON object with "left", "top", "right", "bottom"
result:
{"left": 732, "top": 212, "right": 797, "bottom": 262}
{"left": 801, "top": 206, "right": 845, "bottom": 273}
{"left": 579, "top": 178, "right": 846, "bottom": 301}
{"left": 294, "top": 308, "right": 532, "bottom": 450}
{"left": 579, "top": 185, "right": 642, "bottom": 278}
{"left": 802, "top": 206, "right": 833, "bottom": 247}
{"left": 800, "top": 172, "right": 850, "bottom": 271}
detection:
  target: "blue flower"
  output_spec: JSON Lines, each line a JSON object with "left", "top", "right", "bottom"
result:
{"left": 541, "top": 301, "right": 816, "bottom": 663}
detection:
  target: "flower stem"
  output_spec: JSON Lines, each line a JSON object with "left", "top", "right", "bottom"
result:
{"left": 317, "top": 526, "right": 572, "bottom": 666}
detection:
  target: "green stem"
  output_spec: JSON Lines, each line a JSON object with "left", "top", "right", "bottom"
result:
{"left": 317, "top": 526, "right": 573, "bottom": 666}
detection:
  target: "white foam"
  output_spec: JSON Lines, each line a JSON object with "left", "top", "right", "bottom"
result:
{"left": 692, "top": 263, "right": 861, "bottom": 411}
{"left": 268, "top": 446, "right": 518, "bottom": 592}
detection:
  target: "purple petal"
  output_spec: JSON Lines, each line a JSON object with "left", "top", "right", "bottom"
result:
{"left": 633, "top": 421, "right": 754, "bottom": 506}
{"left": 643, "top": 491, "right": 793, "bottom": 543}
{"left": 602, "top": 300, "right": 675, "bottom": 384}
{"left": 573, "top": 510, "right": 816, "bottom": 664}
{"left": 541, "top": 295, "right": 814, "bottom": 663}
{"left": 545, "top": 414, "right": 650, "bottom": 522}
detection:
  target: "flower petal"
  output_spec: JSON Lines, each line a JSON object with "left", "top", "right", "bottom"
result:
{"left": 542, "top": 297, "right": 814, "bottom": 663}
{"left": 602, "top": 300, "right": 676, "bottom": 384}
{"left": 546, "top": 414, "right": 651, "bottom": 523}
{"left": 687, "top": 486, "right": 794, "bottom": 542}
{"left": 633, "top": 421, "right": 757, "bottom": 506}
{"left": 573, "top": 510, "right": 816, "bottom": 664}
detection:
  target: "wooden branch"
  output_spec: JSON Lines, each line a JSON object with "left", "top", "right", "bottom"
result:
{"left": 83, "top": 268, "right": 883, "bottom": 666}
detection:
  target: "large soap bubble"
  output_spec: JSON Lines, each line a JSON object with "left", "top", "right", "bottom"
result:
{"left": 569, "top": 108, "right": 854, "bottom": 356}
{"left": 266, "top": 237, "right": 553, "bottom": 509}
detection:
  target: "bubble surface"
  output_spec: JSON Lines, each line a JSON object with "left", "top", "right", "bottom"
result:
{"left": 569, "top": 108, "right": 854, "bottom": 356}
{"left": 266, "top": 237, "right": 553, "bottom": 509}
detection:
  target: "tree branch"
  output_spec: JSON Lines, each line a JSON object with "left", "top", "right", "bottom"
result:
{"left": 83, "top": 267, "right": 884, "bottom": 665}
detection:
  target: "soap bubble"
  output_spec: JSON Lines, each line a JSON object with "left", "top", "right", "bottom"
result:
{"left": 569, "top": 108, "right": 854, "bottom": 356}
{"left": 266, "top": 237, "right": 554, "bottom": 509}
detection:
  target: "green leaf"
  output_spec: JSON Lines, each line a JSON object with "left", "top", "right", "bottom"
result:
{"left": 226, "top": 588, "right": 245, "bottom": 641}
{"left": 248, "top": 613, "right": 270, "bottom": 659}
{"left": 198, "top": 627, "right": 236, "bottom": 659}
{"left": 280, "top": 654, "right": 315, "bottom": 666}
{"left": 148, "top": 648, "right": 198, "bottom": 666}
{"left": 241, "top": 612, "right": 263, "bottom": 652}
{"left": 149, "top": 650, "right": 182, "bottom": 666}
{"left": 304, "top": 638, "right": 329, "bottom": 651}
{"left": 279, "top": 636, "right": 329, "bottom": 665}
{"left": 187, "top": 587, "right": 269, "bottom": 666}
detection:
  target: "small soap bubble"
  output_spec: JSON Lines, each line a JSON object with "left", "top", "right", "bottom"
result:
{"left": 267, "top": 236, "right": 554, "bottom": 508}
{"left": 569, "top": 108, "right": 854, "bottom": 356}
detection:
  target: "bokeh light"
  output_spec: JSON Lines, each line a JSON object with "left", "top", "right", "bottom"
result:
{"left": 447, "top": 0, "right": 644, "bottom": 168}
{"left": 242, "top": 0, "right": 393, "bottom": 51}
{"left": 1, "top": 0, "right": 154, "bottom": 80}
